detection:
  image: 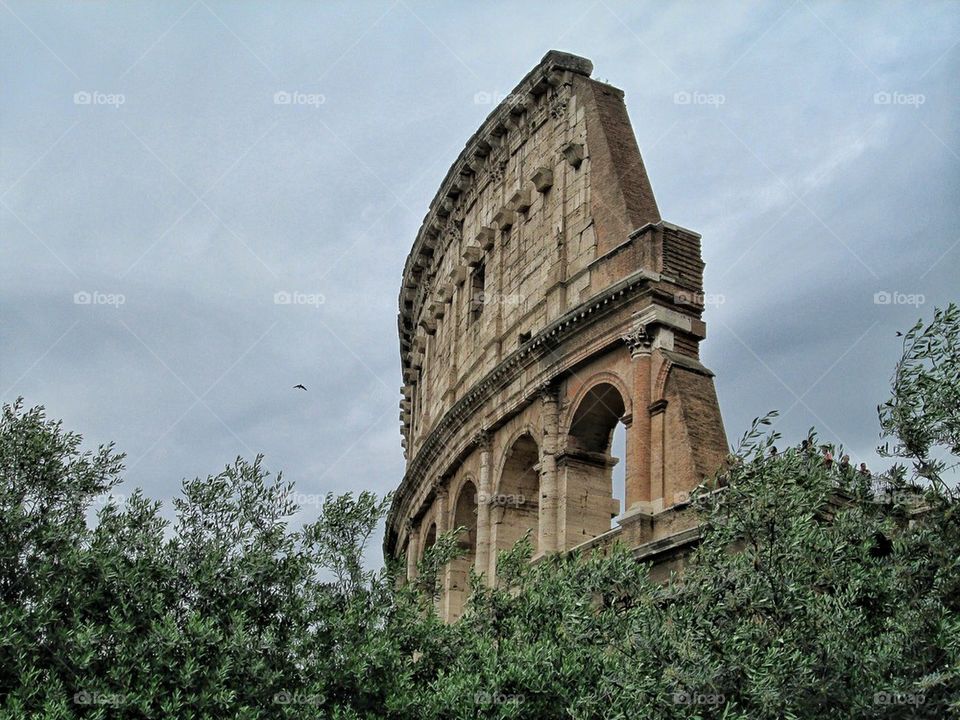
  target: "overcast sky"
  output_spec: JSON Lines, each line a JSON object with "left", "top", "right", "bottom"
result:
{"left": 2, "top": 1, "right": 957, "bottom": 560}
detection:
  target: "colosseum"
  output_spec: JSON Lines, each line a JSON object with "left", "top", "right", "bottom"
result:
{"left": 384, "top": 50, "right": 728, "bottom": 620}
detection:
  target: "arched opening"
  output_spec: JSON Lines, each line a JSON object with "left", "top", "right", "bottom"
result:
{"left": 492, "top": 434, "right": 540, "bottom": 569}
{"left": 418, "top": 521, "right": 440, "bottom": 608}
{"left": 568, "top": 383, "right": 626, "bottom": 454}
{"left": 563, "top": 382, "right": 627, "bottom": 543}
{"left": 420, "top": 522, "right": 437, "bottom": 561}
{"left": 446, "top": 480, "right": 477, "bottom": 620}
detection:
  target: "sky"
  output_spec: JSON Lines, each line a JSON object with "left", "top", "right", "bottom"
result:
{"left": 2, "top": 1, "right": 958, "bottom": 562}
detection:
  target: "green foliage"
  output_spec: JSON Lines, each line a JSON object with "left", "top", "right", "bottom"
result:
{"left": 880, "top": 302, "right": 960, "bottom": 472}
{"left": 2, "top": 306, "right": 958, "bottom": 718}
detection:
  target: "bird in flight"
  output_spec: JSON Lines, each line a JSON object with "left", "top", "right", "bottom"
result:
{"left": 293, "top": 384, "right": 307, "bottom": 391}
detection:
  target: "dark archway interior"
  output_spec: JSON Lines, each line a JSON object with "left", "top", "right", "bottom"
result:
{"left": 447, "top": 481, "right": 478, "bottom": 620}
{"left": 494, "top": 434, "right": 541, "bottom": 559}
{"left": 567, "top": 382, "right": 628, "bottom": 528}
{"left": 568, "top": 383, "right": 626, "bottom": 453}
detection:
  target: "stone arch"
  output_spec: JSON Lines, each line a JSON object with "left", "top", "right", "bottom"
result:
{"left": 446, "top": 473, "right": 477, "bottom": 523}
{"left": 654, "top": 356, "right": 674, "bottom": 401}
{"left": 563, "top": 371, "right": 632, "bottom": 439}
{"left": 446, "top": 479, "right": 478, "bottom": 620}
{"left": 567, "top": 381, "right": 628, "bottom": 453}
{"left": 491, "top": 432, "right": 541, "bottom": 568}
{"left": 493, "top": 424, "right": 539, "bottom": 491}
{"left": 560, "top": 381, "right": 628, "bottom": 541}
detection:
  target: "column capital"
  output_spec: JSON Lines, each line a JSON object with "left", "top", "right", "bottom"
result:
{"left": 622, "top": 324, "right": 653, "bottom": 358}
{"left": 473, "top": 430, "right": 492, "bottom": 450}
{"left": 538, "top": 381, "right": 559, "bottom": 404}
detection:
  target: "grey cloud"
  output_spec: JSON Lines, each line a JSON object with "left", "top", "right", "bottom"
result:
{"left": 2, "top": 1, "right": 957, "bottom": 568}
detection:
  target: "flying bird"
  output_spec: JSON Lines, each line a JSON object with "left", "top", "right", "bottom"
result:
{"left": 293, "top": 384, "right": 307, "bottom": 391}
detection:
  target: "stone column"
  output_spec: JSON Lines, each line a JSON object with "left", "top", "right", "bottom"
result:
{"left": 538, "top": 384, "right": 559, "bottom": 554}
{"left": 474, "top": 432, "right": 493, "bottom": 585}
{"left": 623, "top": 325, "right": 652, "bottom": 511}
{"left": 404, "top": 522, "right": 419, "bottom": 582}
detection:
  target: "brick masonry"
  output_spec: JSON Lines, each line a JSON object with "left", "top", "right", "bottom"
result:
{"left": 387, "top": 51, "right": 728, "bottom": 620}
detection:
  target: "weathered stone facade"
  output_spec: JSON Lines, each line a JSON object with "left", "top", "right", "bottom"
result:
{"left": 385, "top": 51, "right": 728, "bottom": 620}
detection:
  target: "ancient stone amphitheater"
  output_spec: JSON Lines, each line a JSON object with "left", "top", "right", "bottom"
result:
{"left": 385, "top": 51, "right": 728, "bottom": 620}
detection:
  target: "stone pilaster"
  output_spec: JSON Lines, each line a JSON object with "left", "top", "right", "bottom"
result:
{"left": 538, "top": 384, "right": 559, "bottom": 554}
{"left": 623, "top": 324, "right": 652, "bottom": 512}
{"left": 474, "top": 432, "right": 493, "bottom": 585}
{"left": 433, "top": 482, "right": 452, "bottom": 618}
{"left": 404, "top": 521, "right": 419, "bottom": 581}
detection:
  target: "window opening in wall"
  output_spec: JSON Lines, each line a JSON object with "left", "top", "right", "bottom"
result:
{"left": 470, "top": 263, "right": 485, "bottom": 323}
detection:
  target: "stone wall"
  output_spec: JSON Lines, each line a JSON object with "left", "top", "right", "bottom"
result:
{"left": 388, "top": 51, "right": 729, "bottom": 621}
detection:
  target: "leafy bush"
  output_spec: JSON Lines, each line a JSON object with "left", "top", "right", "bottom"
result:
{"left": 1, "top": 305, "right": 957, "bottom": 719}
